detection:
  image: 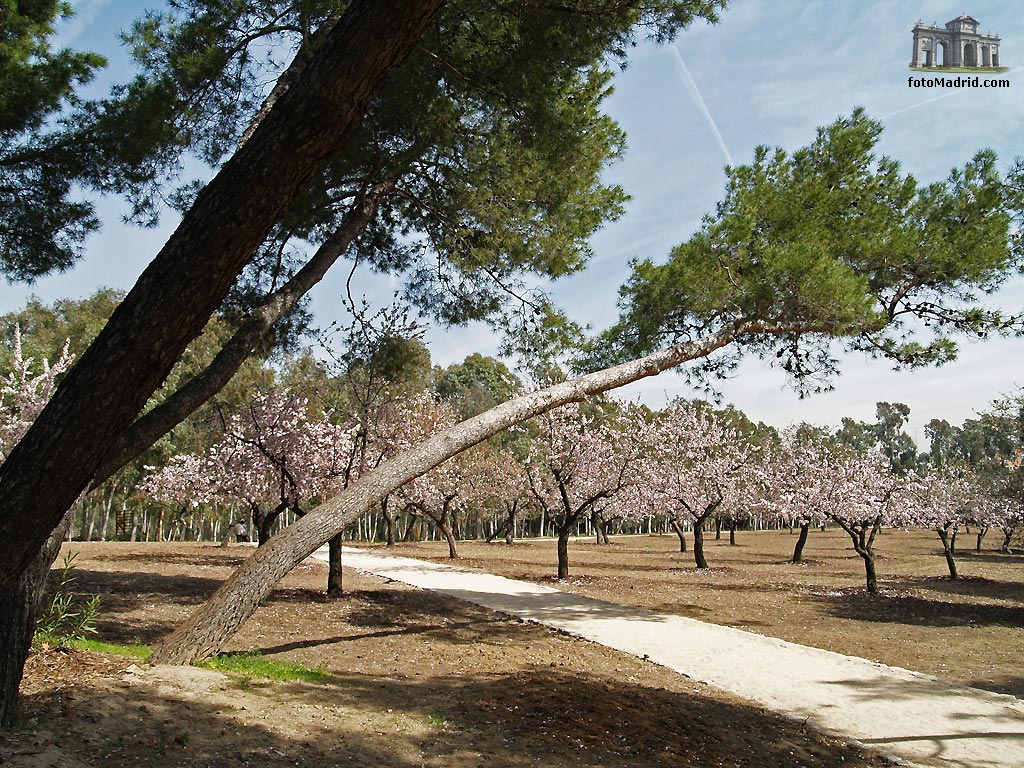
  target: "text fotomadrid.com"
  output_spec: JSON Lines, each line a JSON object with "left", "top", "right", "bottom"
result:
{"left": 907, "top": 75, "right": 1010, "bottom": 88}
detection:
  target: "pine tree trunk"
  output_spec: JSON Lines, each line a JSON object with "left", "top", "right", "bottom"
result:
{"left": 0, "top": 0, "right": 447, "bottom": 591}
{"left": 0, "top": 511, "right": 73, "bottom": 726}
{"left": 792, "top": 522, "right": 810, "bottom": 563}
{"left": 148, "top": 328, "right": 748, "bottom": 664}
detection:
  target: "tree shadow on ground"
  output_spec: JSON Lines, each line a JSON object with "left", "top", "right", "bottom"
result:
{"left": 966, "top": 675, "right": 1024, "bottom": 698}
{"left": 823, "top": 674, "right": 1024, "bottom": 766}
{"left": 7, "top": 655, "right": 886, "bottom": 768}
{"left": 956, "top": 551, "right": 1024, "bottom": 566}
{"left": 81, "top": 550, "right": 252, "bottom": 568}
{"left": 901, "top": 576, "right": 1024, "bottom": 603}
{"left": 809, "top": 590, "right": 1024, "bottom": 629}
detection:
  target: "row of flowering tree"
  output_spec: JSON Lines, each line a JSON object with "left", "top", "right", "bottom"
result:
{"left": 760, "top": 430, "right": 1024, "bottom": 591}
{"left": 135, "top": 382, "right": 1024, "bottom": 592}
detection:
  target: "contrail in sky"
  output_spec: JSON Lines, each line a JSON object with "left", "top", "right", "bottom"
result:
{"left": 881, "top": 66, "right": 1022, "bottom": 120}
{"left": 670, "top": 45, "right": 734, "bottom": 167}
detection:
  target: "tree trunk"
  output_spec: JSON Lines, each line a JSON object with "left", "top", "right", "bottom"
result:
{"left": 714, "top": 517, "right": 722, "bottom": 540}
{"left": 728, "top": 520, "right": 736, "bottom": 545}
{"left": 326, "top": 533, "right": 344, "bottom": 596}
{"left": 949, "top": 527, "right": 957, "bottom": 555}
{"left": 440, "top": 520, "right": 458, "bottom": 559}
{"left": 976, "top": 525, "right": 987, "bottom": 553}
{"left": 0, "top": 0, "right": 445, "bottom": 591}
{"left": 556, "top": 528, "right": 571, "bottom": 579}
{"left": 862, "top": 551, "right": 878, "bottom": 593}
{"left": 670, "top": 519, "right": 687, "bottom": 553}
{"left": 791, "top": 522, "right": 810, "bottom": 564}
{"left": 1001, "top": 528, "right": 1014, "bottom": 554}
{"left": 0, "top": 510, "right": 73, "bottom": 726}
{"left": 693, "top": 518, "right": 709, "bottom": 569}
{"left": 148, "top": 327, "right": 751, "bottom": 664}
{"left": 591, "top": 509, "right": 609, "bottom": 545}
{"left": 936, "top": 528, "right": 959, "bottom": 580}
{"left": 381, "top": 497, "right": 396, "bottom": 547}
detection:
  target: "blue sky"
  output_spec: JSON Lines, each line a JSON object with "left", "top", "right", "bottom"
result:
{"left": 5, "top": 0, "right": 1023, "bottom": 442}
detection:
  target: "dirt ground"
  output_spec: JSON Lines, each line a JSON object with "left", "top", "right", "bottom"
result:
{"left": 0, "top": 541, "right": 897, "bottom": 768}
{"left": 386, "top": 528, "right": 1024, "bottom": 697}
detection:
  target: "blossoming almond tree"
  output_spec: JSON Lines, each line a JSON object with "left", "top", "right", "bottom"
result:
{"left": 482, "top": 453, "right": 532, "bottom": 545}
{"left": 141, "top": 389, "right": 356, "bottom": 548}
{"left": 757, "top": 429, "right": 838, "bottom": 564}
{"left": 390, "top": 392, "right": 507, "bottom": 558}
{"left": 642, "top": 402, "right": 762, "bottom": 569}
{"left": 822, "top": 454, "right": 903, "bottom": 593}
{"left": 526, "top": 401, "right": 650, "bottom": 579}
{"left": 0, "top": 327, "right": 73, "bottom": 462}
{"left": 894, "top": 467, "right": 980, "bottom": 580}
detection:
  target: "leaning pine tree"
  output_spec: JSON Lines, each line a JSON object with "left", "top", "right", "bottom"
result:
{"left": 151, "top": 110, "right": 1024, "bottom": 663}
{"left": 0, "top": 1, "right": 733, "bottom": 724}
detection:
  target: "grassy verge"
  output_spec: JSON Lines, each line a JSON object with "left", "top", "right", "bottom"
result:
{"left": 64, "top": 637, "right": 153, "bottom": 659}
{"left": 196, "top": 651, "right": 327, "bottom": 684}
{"left": 58, "top": 636, "right": 324, "bottom": 685}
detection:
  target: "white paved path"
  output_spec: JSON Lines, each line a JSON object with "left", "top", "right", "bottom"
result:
{"left": 311, "top": 546, "right": 1024, "bottom": 768}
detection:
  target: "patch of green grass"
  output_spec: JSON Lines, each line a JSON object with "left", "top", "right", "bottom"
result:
{"left": 65, "top": 637, "right": 153, "bottom": 659}
{"left": 196, "top": 651, "right": 327, "bottom": 683}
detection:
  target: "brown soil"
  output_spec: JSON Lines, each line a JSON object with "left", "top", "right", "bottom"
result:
{"left": 1, "top": 541, "right": 895, "bottom": 768}
{"left": 387, "top": 528, "right": 1024, "bottom": 697}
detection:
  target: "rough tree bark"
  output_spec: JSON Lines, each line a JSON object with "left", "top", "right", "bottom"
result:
{"left": 326, "top": 533, "right": 344, "bottom": 596}
{"left": 150, "top": 328, "right": 742, "bottom": 664}
{"left": 692, "top": 516, "right": 710, "bottom": 569}
{"left": 0, "top": 0, "right": 446, "bottom": 590}
{"left": 0, "top": 0, "right": 443, "bottom": 727}
{"left": 0, "top": 511, "right": 73, "bottom": 726}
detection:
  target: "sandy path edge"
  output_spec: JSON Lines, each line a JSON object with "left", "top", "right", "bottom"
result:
{"left": 317, "top": 546, "right": 1024, "bottom": 768}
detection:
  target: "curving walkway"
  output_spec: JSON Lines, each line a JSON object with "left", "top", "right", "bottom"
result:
{"left": 310, "top": 546, "right": 1024, "bottom": 768}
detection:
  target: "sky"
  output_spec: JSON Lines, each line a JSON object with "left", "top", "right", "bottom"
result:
{"left": 4, "top": 0, "right": 1023, "bottom": 444}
